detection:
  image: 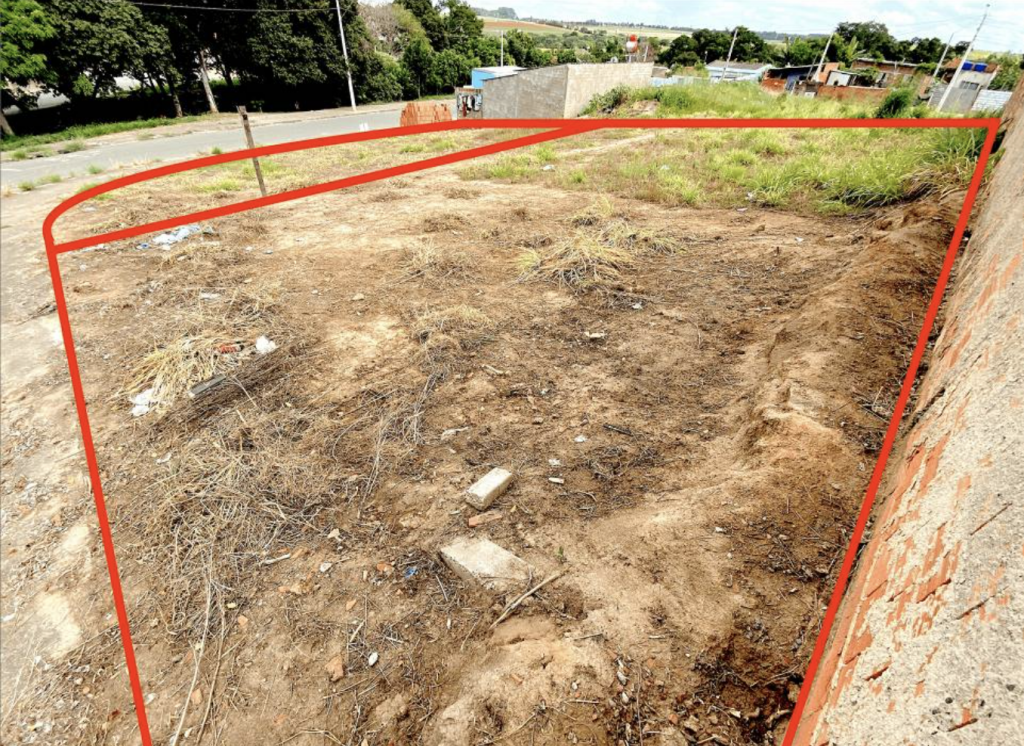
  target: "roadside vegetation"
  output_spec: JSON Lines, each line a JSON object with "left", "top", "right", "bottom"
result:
{"left": 461, "top": 86, "right": 988, "bottom": 215}
{"left": 1, "top": 116, "right": 208, "bottom": 153}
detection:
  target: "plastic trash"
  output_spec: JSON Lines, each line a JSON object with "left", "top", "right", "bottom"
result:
{"left": 130, "top": 388, "right": 158, "bottom": 417}
{"left": 255, "top": 336, "right": 277, "bottom": 354}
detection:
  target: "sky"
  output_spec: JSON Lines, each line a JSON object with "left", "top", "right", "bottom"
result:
{"left": 486, "top": 0, "right": 1023, "bottom": 53}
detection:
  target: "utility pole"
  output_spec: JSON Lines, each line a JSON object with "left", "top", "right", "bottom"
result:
{"left": 814, "top": 33, "right": 833, "bottom": 84}
{"left": 500, "top": 30, "right": 505, "bottom": 67}
{"left": 334, "top": 0, "right": 357, "bottom": 111}
{"left": 931, "top": 32, "right": 955, "bottom": 80}
{"left": 720, "top": 27, "right": 738, "bottom": 84}
{"left": 937, "top": 3, "right": 988, "bottom": 112}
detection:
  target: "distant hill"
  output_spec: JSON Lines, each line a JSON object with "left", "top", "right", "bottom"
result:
{"left": 472, "top": 6, "right": 517, "bottom": 19}
{"left": 473, "top": 6, "right": 828, "bottom": 43}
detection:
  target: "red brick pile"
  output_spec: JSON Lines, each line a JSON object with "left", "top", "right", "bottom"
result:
{"left": 400, "top": 102, "right": 453, "bottom": 127}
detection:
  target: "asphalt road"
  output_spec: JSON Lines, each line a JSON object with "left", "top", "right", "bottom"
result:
{"left": 1, "top": 104, "right": 445, "bottom": 183}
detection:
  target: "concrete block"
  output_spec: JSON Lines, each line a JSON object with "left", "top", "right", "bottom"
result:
{"left": 440, "top": 536, "right": 532, "bottom": 593}
{"left": 465, "top": 467, "right": 513, "bottom": 510}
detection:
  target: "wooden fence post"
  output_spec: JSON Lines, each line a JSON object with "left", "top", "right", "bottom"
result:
{"left": 237, "top": 106, "right": 267, "bottom": 197}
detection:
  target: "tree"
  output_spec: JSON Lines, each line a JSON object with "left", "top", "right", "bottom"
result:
{"left": 396, "top": 0, "right": 446, "bottom": 51}
{"left": 658, "top": 33, "right": 699, "bottom": 68}
{"left": 428, "top": 48, "right": 472, "bottom": 91}
{"left": 0, "top": 0, "right": 55, "bottom": 134}
{"left": 986, "top": 53, "right": 1023, "bottom": 91}
{"left": 444, "top": 0, "right": 483, "bottom": 56}
{"left": 38, "top": 0, "right": 169, "bottom": 101}
{"left": 691, "top": 28, "right": 732, "bottom": 62}
{"left": 781, "top": 37, "right": 825, "bottom": 66}
{"left": 401, "top": 35, "right": 434, "bottom": 97}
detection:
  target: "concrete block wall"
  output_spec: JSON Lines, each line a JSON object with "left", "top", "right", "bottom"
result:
{"left": 483, "top": 63, "right": 654, "bottom": 119}
{"left": 794, "top": 83, "right": 1023, "bottom": 745}
{"left": 563, "top": 63, "right": 654, "bottom": 117}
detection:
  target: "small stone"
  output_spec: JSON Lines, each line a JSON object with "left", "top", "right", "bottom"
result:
{"left": 352, "top": 293, "right": 365, "bottom": 301}
{"left": 368, "top": 652, "right": 379, "bottom": 667}
{"left": 319, "top": 562, "right": 333, "bottom": 574}
{"left": 325, "top": 655, "right": 346, "bottom": 682}
{"left": 465, "top": 467, "right": 513, "bottom": 510}
{"left": 548, "top": 477, "right": 565, "bottom": 485}
{"left": 574, "top": 435, "right": 588, "bottom": 443}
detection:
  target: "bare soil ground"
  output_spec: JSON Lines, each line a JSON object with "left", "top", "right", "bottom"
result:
{"left": 4, "top": 129, "right": 959, "bottom": 745}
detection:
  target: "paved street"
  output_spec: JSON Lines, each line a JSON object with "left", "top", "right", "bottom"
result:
{"left": 1, "top": 102, "right": 453, "bottom": 183}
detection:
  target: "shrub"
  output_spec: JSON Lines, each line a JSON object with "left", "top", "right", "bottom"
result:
{"left": 875, "top": 87, "right": 915, "bottom": 119}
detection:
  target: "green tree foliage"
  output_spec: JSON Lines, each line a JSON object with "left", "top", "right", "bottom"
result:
{"left": 985, "top": 53, "right": 1023, "bottom": 91}
{"left": 396, "top": 0, "right": 447, "bottom": 51}
{"left": 1, "top": 0, "right": 55, "bottom": 93}
{"left": 428, "top": 48, "right": 473, "bottom": 91}
{"left": 658, "top": 34, "right": 699, "bottom": 67}
{"left": 401, "top": 35, "right": 435, "bottom": 97}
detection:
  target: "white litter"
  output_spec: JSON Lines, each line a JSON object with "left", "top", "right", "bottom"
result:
{"left": 199, "top": 292, "right": 221, "bottom": 300}
{"left": 542, "top": 164, "right": 555, "bottom": 171}
{"left": 574, "top": 435, "right": 588, "bottom": 443}
{"left": 130, "top": 388, "right": 159, "bottom": 417}
{"left": 153, "top": 224, "right": 201, "bottom": 248}
{"left": 548, "top": 458, "right": 562, "bottom": 467}
{"left": 367, "top": 651, "right": 379, "bottom": 667}
{"left": 255, "top": 336, "right": 277, "bottom": 354}
{"left": 319, "top": 562, "right": 333, "bottom": 574}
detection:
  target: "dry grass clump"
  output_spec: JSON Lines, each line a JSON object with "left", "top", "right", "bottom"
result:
{"left": 401, "top": 240, "right": 471, "bottom": 283}
{"left": 444, "top": 186, "right": 480, "bottom": 200}
{"left": 413, "top": 304, "right": 494, "bottom": 370}
{"left": 121, "top": 281, "right": 282, "bottom": 408}
{"left": 421, "top": 211, "right": 469, "bottom": 233}
{"left": 517, "top": 231, "right": 635, "bottom": 291}
{"left": 570, "top": 196, "right": 616, "bottom": 226}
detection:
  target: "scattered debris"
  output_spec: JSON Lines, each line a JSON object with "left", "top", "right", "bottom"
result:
{"left": 467, "top": 510, "right": 502, "bottom": 528}
{"left": 367, "top": 652, "right": 379, "bottom": 667}
{"left": 129, "top": 388, "right": 159, "bottom": 417}
{"left": 254, "top": 335, "right": 277, "bottom": 354}
{"left": 440, "top": 536, "right": 533, "bottom": 593}
{"left": 465, "top": 467, "right": 513, "bottom": 510}
{"left": 548, "top": 477, "right": 565, "bottom": 485}
{"left": 574, "top": 435, "right": 588, "bottom": 443}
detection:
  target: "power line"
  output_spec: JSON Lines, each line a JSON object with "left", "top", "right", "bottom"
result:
{"left": 124, "top": 1, "right": 332, "bottom": 12}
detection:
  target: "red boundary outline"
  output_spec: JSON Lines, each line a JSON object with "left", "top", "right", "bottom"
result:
{"left": 41, "top": 116, "right": 998, "bottom": 745}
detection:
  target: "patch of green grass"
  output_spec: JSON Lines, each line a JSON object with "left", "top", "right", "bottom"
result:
{"left": 59, "top": 140, "right": 86, "bottom": 153}
{"left": 18, "top": 181, "right": 35, "bottom": 191}
{"left": 210, "top": 146, "right": 223, "bottom": 155}
{"left": 39, "top": 173, "right": 62, "bottom": 184}
{"left": 0, "top": 115, "right": 209, "bottom": 152}
{"left": 9, "top": 149, "right": 29, "bottom": 161}
{"left": 87, "top": 164, "right": 105, "bottom": 175}
{"left": 533, "top": 143, "right": 557, "bottom": 163}
{"left": 198, "top": 177, "right": 245, "bottom": 193}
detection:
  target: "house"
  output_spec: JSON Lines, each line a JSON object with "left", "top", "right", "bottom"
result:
{"left": 850, "top": 58, "right": 922, "bottom": 88}
{"left": 937, "top": 58, "right": 998, "bottom": 90}
{"left": 929, "top": 58, "right": 1004, "bottom": 113}
{"left": 470, "top": 66, "right": 525, "bottom": 89}
{"left": 706, "top": 60, "right": 771, "bottom": 82}
{"left": 763, "top": 62, "right": 839, "bottom": 92}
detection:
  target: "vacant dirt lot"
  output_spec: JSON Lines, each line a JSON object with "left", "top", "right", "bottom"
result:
{"left": 5, "top": 128, "right": 962, "bottom": 745}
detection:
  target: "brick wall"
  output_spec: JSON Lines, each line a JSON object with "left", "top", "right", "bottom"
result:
{"left": 815, "top": 85, "right": 888, "bottom": 104}
{"left": 794, "top": 82, "right": 1023, "bottom": 746}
